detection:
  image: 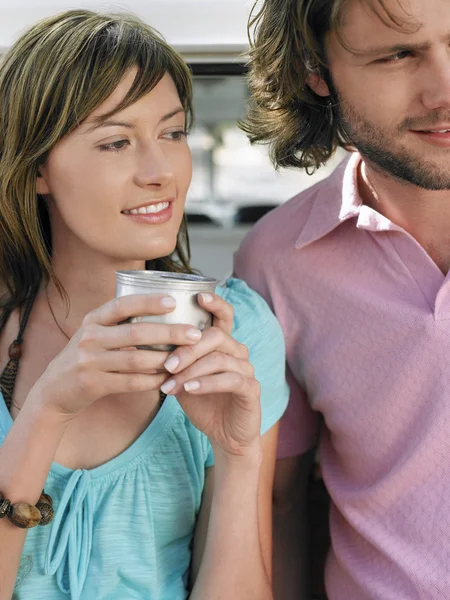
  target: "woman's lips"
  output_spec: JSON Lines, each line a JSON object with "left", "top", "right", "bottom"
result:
{"left": 122, "top": 202, "right": 173, "bottom": 224}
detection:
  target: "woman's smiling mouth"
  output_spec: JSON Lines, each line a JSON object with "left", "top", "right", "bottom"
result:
{"left": 122, "top": 201, "right": 170, "bottom": 215}
{"left": 121, "top": 199, "right": 174, "bottom": 223}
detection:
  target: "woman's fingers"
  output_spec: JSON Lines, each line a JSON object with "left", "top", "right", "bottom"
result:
{"left": 82, "top": 321, "right": 202, "bottom": 350}
{"left": 163, "top": 327, "right": 249, "bottom": 374}
{"left": 83, "top": 293, "right": 177, "bottom": 327}
{"left": 177, "top": 372, "right": 260, "bottom": 399}
{"left": 102, "top": 372, "right": 169, "bottom": 396}
{"left": 161, "top": 352, "right": 254, "bottom": 395}
{"left": 198, "top": 293, "right": 234, "bottom": 334}
{"left": 95, "top": 349, "right": 169, "bottom": 374}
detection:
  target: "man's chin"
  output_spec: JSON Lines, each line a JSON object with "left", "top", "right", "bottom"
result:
{"left": 358, "top": 148, "right": 450, "bottom": 191}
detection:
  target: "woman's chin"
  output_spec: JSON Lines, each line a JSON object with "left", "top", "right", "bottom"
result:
{"left": 130, "top": 245, "right": 178, "bottom": 263}
{"left": 102, "top": 238, "right": 179, "bottom": 266}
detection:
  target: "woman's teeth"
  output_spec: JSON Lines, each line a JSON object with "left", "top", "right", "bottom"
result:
{"left": 123, "top": 201, "right": 169, "bottom": 215}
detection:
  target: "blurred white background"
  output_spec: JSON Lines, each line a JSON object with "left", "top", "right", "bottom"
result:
{"left": 0, "top": 0, "right": 252, "bottom": 52}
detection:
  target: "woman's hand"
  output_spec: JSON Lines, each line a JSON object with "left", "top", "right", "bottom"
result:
{"left": 30, "top": 293, "right": 202, "bottom": 421}
{"left": 160, "top": 293, "right": 262, "bottom": 459}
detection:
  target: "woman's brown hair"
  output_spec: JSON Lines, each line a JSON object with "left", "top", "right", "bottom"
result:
{"left": 241, "top": 0, "right": 411, "bottom": 172}
{"left": 0, "top": 10, "right": 194, "bottom": 314}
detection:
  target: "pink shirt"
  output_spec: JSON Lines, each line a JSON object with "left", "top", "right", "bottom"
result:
{"left": 234, "top": 152, "right": 450, "bottom": 600}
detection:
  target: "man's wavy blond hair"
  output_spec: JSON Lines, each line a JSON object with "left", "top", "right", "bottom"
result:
{"left": 241, "top": 0, "right": 411, "bottom": 172}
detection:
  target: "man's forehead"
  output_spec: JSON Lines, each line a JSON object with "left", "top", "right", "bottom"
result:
{"left": 332, "top": 0, "right": 450, "bottom": 55}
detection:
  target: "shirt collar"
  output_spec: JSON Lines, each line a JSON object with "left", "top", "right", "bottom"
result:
{"left": 294, "top": 152, "right": 402, "bottom": 250}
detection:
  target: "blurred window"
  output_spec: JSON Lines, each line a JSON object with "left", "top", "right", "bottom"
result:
{"left": 187, "top": 64, "right": 346, "bottom": 226}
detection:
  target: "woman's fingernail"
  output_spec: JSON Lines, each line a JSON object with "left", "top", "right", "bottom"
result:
{"left": 199, "top": 293, "right": 213, "bottom": 303}
{"left": 161, "top": 379, "right": 176, "bottom": 394}
{"left": 161, "top": 296, "right": 176, "bottom": 308}
{"left": 164, "top": 356, "right": 180, "bottom": 373}
{"left": 184, "top": 380, "right": 201, "bottom": 392}
{"left": 186, "top": 328, "right": 202, "bottom": 341}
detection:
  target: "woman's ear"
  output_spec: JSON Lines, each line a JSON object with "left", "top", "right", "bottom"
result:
{"left": 307, "top": 72, "right": 331, "bottom": 98}
{"left": 36, "top": 167, "right": 50, "bottom": 195}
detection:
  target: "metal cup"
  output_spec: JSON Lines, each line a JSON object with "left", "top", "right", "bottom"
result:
{"left": 115, "top": 270, "right": 217, "bottom": 351}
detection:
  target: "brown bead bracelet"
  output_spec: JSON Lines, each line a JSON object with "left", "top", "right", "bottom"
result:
{"left": 0, "top": 491, "right": 54, "bottom": 529}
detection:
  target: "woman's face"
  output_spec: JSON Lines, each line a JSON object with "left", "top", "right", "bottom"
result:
{"left": 37, "top": 70, "right": 192, "bottom": 265}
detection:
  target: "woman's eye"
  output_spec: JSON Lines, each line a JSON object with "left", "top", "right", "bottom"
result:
{"left": 375, "top": 50, "right": 412, "bottom": 64}
{"left": 99, "top": 139, "right": 130, "bottom": 152}
{"left": 163, "top": 130, "right": 188, "bottom": 141}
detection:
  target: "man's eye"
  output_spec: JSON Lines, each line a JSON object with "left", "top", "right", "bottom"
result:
{"left": 375, "top": 50, "right": 412, "bottom": 64}
{"left": 99, "top": 140, "right": 130, "bottom": 152}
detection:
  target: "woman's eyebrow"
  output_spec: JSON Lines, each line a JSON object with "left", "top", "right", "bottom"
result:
{"left": 84, "top": 107, "right": 185, "bottom": 134}
{"left": 84, "top": 119, "right": 135, "bottom": 133}
{"left": 159, "top": 107, "right": 185, "bottom": 123}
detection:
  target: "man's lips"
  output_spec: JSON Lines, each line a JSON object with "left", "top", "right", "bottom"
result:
{"left": 410, "top": 128, "right": 450, "bottom": 147}
{"left": 412, "top": 128, "right": 450, "bottom": 133}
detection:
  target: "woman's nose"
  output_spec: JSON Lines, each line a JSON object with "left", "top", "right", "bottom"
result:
{"left": 133, "top": 144, "right": 174, "bottom": 188}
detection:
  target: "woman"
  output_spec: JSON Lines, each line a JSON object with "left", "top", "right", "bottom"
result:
{"left": 0, "top": 10, "right": 288, "bottom": 600}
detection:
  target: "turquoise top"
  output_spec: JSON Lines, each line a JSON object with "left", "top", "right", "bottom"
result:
{"left": 0, "top": 279, "right": 289, "bottom": 600}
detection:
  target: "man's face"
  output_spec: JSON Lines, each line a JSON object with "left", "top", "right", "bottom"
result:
{"left": 325, "top": 0, "right": 450, "bottom": 189}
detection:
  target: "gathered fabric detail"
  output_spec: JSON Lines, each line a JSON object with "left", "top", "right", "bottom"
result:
{"left": 44, "top": 470, "right": 94, "bottom": 599}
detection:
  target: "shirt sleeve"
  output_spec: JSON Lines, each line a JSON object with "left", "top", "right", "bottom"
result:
{"left": 276, "top": 365, "right": 319, "bottom": 459}
{"left": 233, "top": 230, "right": 319, "bottom": 458}
{"left": 205, "top": 278, "right": 289, "bottom": 467}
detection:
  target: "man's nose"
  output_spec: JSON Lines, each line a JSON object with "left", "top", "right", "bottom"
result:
{"left": 420, "top": 53, "right": 450, "bottom": 111}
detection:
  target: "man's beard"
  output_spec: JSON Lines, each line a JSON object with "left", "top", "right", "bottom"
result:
{"left": 336, "top": 95, "right": 450, "bottom": 191}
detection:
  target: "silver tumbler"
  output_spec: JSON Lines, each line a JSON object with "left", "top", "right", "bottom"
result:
{"left": 115, "top": 270, "right": 217, "bottom": 351}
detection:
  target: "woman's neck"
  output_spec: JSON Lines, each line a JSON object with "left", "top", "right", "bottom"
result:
{"left": 46, "top": 244, "right": 146, "bottom": 337}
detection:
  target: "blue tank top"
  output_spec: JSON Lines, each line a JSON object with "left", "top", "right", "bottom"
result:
{"left": 0, "top": 279, "right": 289, "bottom": 600}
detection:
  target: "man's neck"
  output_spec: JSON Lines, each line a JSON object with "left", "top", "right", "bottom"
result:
{"left": 359, "top": 159, "right": 450, "bottom": 274}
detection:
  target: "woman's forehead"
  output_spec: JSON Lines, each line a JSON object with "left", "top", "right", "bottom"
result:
{"left": 84, "top": 72, "right": 181, "bottom": 125}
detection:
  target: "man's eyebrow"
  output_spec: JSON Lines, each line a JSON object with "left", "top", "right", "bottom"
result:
{"left": 84, "top": 107, "right": 185, "bottom": 133}
{"left": 354, "top": 41, "right": 430, "bottom": 58}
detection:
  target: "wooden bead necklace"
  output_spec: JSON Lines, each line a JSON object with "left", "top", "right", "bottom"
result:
{"left": 0, "top": 289, "right": 54, "bottom": 528}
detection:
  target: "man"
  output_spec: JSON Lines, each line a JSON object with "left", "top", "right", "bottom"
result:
{"left": 234, "top": 0, "right": 450, "bottom": 598}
